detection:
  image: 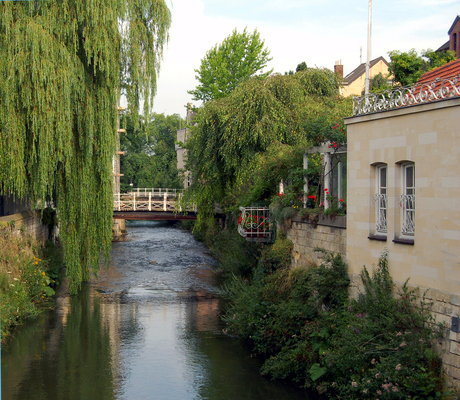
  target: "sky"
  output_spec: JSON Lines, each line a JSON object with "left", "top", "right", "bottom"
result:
{"left": 149, "top": 0, "right": 460, "bottom": 118}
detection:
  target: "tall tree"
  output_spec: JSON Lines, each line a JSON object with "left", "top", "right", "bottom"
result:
{"left": 120, "top": 113, "right": 182, "bottom": 191}
{"left": 0, "top": 1, "right": 171, "bottom": 293}
{"left": 184, "top": 69, "right": 350, "bottom": 217}
{"left": 188, "top": 28, "right": 273, "bottom": 102}
{"left": 388, "top": 48, "right": 456, "bottom": 86}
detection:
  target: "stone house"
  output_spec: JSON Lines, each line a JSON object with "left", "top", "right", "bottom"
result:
{"left": 344, "top": 58, "right": 460, "bottom": 387}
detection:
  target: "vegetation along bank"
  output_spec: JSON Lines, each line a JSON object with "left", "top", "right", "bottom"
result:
{"left": 191, "top": 217, "right": 452, "bottom": 400}
{"left": 0, "top": 223, "right": 62, "bottom": 344}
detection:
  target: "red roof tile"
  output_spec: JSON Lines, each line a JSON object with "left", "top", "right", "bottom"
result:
{"left": 410, "top": 59, "right": 460, "bottom": 100}
{"left": 417, "top": 59, "right": 460, "bottom": 85}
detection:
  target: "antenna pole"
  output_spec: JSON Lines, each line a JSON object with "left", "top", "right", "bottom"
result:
{"left": 365, "top": 0, "right": 372, "bottom": 96}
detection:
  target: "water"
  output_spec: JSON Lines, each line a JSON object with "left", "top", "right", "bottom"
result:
{"left": 2, "top": 221, "right": 310, "bottom": 400}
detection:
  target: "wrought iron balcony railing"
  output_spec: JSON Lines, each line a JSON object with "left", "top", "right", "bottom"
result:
{"left": 374, "top": 193, "right": 387, "bottom": 234}
{"left": 399, "top": 194, "right": 415, "bottom": 236}
{"left": 353, "top": 75, "right": 460, "bottom": 116}
{"left": 237, "top": 207, "right": 272, "bottom": 242}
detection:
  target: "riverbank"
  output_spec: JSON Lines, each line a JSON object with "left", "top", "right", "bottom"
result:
{"left": 0, "top": 227, "right": 62, "bottom": 344}
{"left": 190, "top": 217, "right": 455, "bottom": 399}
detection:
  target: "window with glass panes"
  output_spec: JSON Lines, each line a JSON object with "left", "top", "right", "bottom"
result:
{"left": 374, "top": 165, "right": 387, "bottom": 234}
{"left": 399, "top": 163, "right": 415, "bottom": 236}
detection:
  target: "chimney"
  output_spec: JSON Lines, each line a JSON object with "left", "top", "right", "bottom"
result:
{"left": 334, "top": 60, "right": 344, "bottom": 79}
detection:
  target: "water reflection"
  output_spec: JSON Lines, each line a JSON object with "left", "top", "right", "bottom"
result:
{"left": 2, "top": 222, "right": 309, "bottom": 400}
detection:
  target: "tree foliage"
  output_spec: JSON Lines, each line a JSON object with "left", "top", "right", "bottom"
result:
{"left": 120, "top": 113, "right": 182, "bottom": 191}
{"left": 0, "top": 1, "right": 171, "bottom": 293}
{"left": 188, "top": 28, "right": 273, "bottom": 102}
{"left": 388, "top": 48, "right": 456, "bottom": 86}
{"left": 184, "top": 69, "right": 351, "bottom": 217}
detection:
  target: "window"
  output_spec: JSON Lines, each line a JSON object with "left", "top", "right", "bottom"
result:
{"left": 331, "top": 153, "right": 347, "bottom": 204}
{"left": 374, "top": 165, "right": 387, "bottom": 235}
{"left": 399, "top": 163, "right": 415, "bottom": 237}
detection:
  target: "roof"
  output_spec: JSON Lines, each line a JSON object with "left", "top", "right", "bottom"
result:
{"left": 411, "top": 59, "right": 460, "bottom": 99}
{"left": 436, "top": 40, "right": 450, "bottom": 53}
{"left": 417, "top": 58, "right": 460, "bottom": 85}
{"left": 448, "top": 15, "right": 460, "bottom": 34}
{"left": 343, "top": 56, "right": 389, "bottom": 85}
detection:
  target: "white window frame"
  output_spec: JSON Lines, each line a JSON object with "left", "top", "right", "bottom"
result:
{"left": 399, "top": 163, "right": 415, "bottom": 237}
{"left": 374, "top": 165, "right": 387, "bottom": 235}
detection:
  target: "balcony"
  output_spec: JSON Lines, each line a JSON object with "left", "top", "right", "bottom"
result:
{"left": 237, "top": 207, "right": 272, "bottom": 242}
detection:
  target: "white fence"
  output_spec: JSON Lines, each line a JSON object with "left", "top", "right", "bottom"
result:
{"left": 127, "top": 188, "right": 184, "bottom": 197}
{"left": 114, "top": 191, "right": 195, "bottom": 212}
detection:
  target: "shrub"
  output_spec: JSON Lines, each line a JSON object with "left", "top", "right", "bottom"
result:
{"left": 308, "top": 251, "right": 446, "bottom": 399}
{"left": 222, "top": 250, "right": 350, "bottom": 375}
{"left": 0, "top": 231, "right": 62, "bottom": 343}
{"left": 254, "top": 236, "right": 293, "bottom": 279}
{"left": 194, "top": 215, "right": 260, "bottom": 278}
{"left": 222, "top": 248, "right": 449, "bottom": 399}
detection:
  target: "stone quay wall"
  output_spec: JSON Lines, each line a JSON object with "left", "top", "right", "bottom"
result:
{"left": 0, "top": 211, "right": 48, "bottom": 244}
{"left": 286, "top": 214, "right": 346, "bottom": 267}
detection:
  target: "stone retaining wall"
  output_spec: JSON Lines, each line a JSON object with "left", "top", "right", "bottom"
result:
{"left": 286, "top": 215, "right": 346, "bottom": 267}
{"left": 0, "top": 211, "right": 48, "bottom": 243}
{"left": 112, "top": 219, "right": 126, "bottom": 240}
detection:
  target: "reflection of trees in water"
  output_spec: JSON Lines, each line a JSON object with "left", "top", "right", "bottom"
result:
{"left": 2, "top": 285, "right": 142, "bottom": 400}
{"left": 183, "top": 298, "right": 309, "bottom": 400}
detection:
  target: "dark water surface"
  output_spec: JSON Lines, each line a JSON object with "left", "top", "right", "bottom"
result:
{"left": 2, "top": 221, "right": 310, "bottom": 400}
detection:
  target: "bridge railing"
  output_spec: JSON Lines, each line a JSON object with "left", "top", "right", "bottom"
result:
{"left": 114, "top": 192, "right": 196, "bottom": 212}
{"left": 127, "top": 188, "right": 184, "bottom": 197}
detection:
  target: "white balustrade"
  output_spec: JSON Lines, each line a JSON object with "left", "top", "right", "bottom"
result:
{"left": 113, "top": 190, "right": 196, "bottom": 213}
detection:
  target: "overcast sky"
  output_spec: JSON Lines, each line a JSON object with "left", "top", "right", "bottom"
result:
{"left": 150, "top": 0, "right": 459, "bottom": 117}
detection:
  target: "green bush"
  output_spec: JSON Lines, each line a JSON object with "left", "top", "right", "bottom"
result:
{"left": 194, "top": 215, "right": 260, "bottom": 278}
{"left": 222, "top": 249, "right": 350, "bottom": 365}
{"left": 0, "top": 232, "right": 62, "bottom": 343}
{"left": 254, "top": 237, "right": 293, "bottom": 279}
{"left": 222, "top": 248, "right": 449, "bottom": 399}
{"left": 306, "top": 251, "right": 446, "bottom": 399}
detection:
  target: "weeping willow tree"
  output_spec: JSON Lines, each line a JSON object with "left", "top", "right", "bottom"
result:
{"left": 183, "top": 69, "right": 352, "bottom": 217}
{"left": 0, "top": 1, "right": 171, "bottom": 293}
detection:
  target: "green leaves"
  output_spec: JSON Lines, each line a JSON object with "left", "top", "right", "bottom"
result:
{"left": 388, "top": 48, "right": 456, "bottom": 87}
{"left": 0, "top": 0, "right": 171, "bottom": 293}
{"left": 184, "top": 71, "right": 351, "bottom": 216}
{"left": 188, "top": 28, "right": 273, "bottom": 102}
{"left": 309, "top": 363, "right": 327, "bottom": 381}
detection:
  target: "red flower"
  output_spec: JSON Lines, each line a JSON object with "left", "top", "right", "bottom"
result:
{"left": 307, "top": 195, "right": 316, "bottom": 200}
{"left": 340, "top": 199, "right": 344, "bottom": 202}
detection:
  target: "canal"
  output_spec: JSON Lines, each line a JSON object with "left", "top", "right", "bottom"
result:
{"left": 2, "top": 221, "right": 310, "bottom": 400}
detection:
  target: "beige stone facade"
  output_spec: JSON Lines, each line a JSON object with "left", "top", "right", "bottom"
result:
{"left": 176, "top": 104, "right": 195, "bottom": 188}
{"left": 345, "top": 96, "right": 460, "bottom": 387}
